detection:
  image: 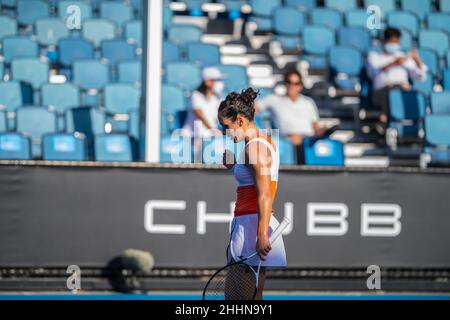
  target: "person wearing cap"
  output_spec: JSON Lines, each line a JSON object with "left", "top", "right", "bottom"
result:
{"left": 182, "top": 67, "right": 225, "bottom": 156}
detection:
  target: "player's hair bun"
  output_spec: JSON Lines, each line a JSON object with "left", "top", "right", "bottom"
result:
{"left": 218, "top": 87, "right": 259, "bottom": 122}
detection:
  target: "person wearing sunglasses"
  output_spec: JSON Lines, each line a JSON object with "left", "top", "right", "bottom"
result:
{"left": 255, "top": 69, "right": 330, "bottom": 164}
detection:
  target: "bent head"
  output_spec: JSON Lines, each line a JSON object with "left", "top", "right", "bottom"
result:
{"left": 218, "top": 88, "right": 258, "bottom": 143}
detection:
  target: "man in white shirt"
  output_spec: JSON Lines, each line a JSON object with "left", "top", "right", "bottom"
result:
{"left": 256, "top": 70, "right": 329, "bottom": 164}
{"left": 367, "top": 27, "right": 427, "bottom": 134}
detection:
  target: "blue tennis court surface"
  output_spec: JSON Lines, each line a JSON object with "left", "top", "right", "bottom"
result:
{"left": 1, "top": 293, "right": 450, "bottom": 300}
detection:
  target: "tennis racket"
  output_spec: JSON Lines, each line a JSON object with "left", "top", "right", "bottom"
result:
{"left": 202, "top": 216, "right": 291, "bottom": 300}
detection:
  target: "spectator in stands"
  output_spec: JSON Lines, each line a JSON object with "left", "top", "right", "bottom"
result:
{"left": 183, "top": 67, "right": 225, "bottom": 156}
{"left": 367, "top": 27, "right": 428, "bottom": 135}
{"left": 255, "top": 69, "right": 330, "bottom": 165}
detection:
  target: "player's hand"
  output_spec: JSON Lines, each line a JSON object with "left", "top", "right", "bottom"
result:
{"left": 256, "top": 234, "right": 271, "bottom": 261}
{"left": 223, "top": 149, "right": 235, "bottom": 170}
{"left": 395, "top": 56, "right": 407, "bottom": 65}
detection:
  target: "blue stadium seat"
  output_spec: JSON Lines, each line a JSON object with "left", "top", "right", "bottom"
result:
{"left": 364, "top": 0, "right": 396, "bottom": 14}
{"left": 160, "top": 134, "right": 192, "bottom": 163}
{"left": 42, "top": 83, "right": 80, "bottom": 114}
{"left": 42, "top": 133, "right": 88, "bottom": 161}
{"left": 118, "top": 60, "right": 141, "bottom": 85}
{"left": 58, "top": 38, "right": 94, "bottom": 67}
{"left": 58, "top": 0, "right": 92, "bottom": 22}
{"left": 419, "top": 29, "right": 450, "bottom": 58}
{"left": 35, "top": 18, "right": 69, "bottom": 46}
{"left": 11, "top": 58, "right": 49, "bottom": 90}
{"left": 160, "top": 97, "right": 187, "bottom": 135}
{"left": 94, "top": 134, "right": 134, "bottom": 162}
{"left": 0, "top": 132, "right": 31, "bottom": 160}
{"left": 431, "top": 92, "right": 450, "bottom": 115}
{"left": 82, "top": 19, "right": 116, "bottom": 48}
{"left": 441, "top": 0, "right": 450, "bottom": 13}
{"left": 417, "top": 48, "right": 438, "bottom": 76}
{"left": 162, "top": 84, "right": 186, "bottom": 114}
{"left": 413, "top": 72, "right": 433, "bottom": 97}
{"left": 17, "top": 0, "right": 48, "bottom": 25}
{"left": 128, "top": 109, "right": 139, "bottom": 140}
{"left": 73, "top": 60, "right": 110, "bottom": 90}
{"left": 16, "top": 106, "right": 57, "bottom": 157}
{"left": 124, "top": 20, "right": 142, "bottom": 48}
{"left": 424, "top": 115, "right": 450, "bottom": 165}
{"left": 163, "top": 41, "right": 181, "bottom": 65}
{"left": 16, "top": 106, "right": 57, "bottom": 139}
{"left": 448, "top": 51, "right": 450, "bottom": 67}
{"left": 443, "top": 69, "right": 450, "bottom": 90}
{"left": 387, "top": 11, "right": 419, "bottom": 37}
{"left": 273, "top": 6, "right": 305, "bottom": 35}
{"left": 101, "top": 39, "right": 136, "bottom": 65}
{"left": 311, "top": 8, "right": 342, "bottom": 30}
{"left": 389, "top": 89, "right": 426, "bottom": 137}
{"left": 165, "top": 62, "right": 201, "bottom": 92}
{"left": 66, "top": 106, "right": 106, "bottom": 139}
{"left": 400, "top": 0, "right": 430, "bottom": 21}
{"left": 0, "top": 110, "right": 6, "bottom": 131}
{"left": 273, "top": 7, "right": 305, "bottom": 49}
{"left": 186, "top": 42, "right": 221, "bottom": 66}
{"left": 345, "top": 10, "right": 369, "bottom": 28}
{"left": 302, "top": 25, "right": 335, "bottom": 70}
{"left": 303, "top": 138, "right": 344, "bottom": 166}
{"left": 215, "top": 64, "right": 248, "bottom": 94}
{"left": 338, "top": 27, "right": 371, "bottom": 53}
{"left": 427, "top": 13, "right": 450, "bottom": 34}
{"left": 248, "top": 0, "right": 281, "bottom": 31}
{"left": 2, "top": 36, "right": 39, "bottom": 62}
{"left": 0, "top": 15, "right": 17, "bottom": 40}
{"left": 0, "top": 81, "right": 32, "bottom": 112}
{"left": 100, "top": 1, "right": 133, "bottom": 27}
{"left": 285, "top": 0, "right": 316, "bottom": 12}
{"left": 399, "top": 29, "right": 413, "bottom": 51}
{"left": 104, "top": 84, "right": 140, "bottom": 114}
{"left": 325, "top": 0, "right": 357, "bottom": 12}
{"left": 168, "top": 24, "right": 202, "bottom": 47}
{"left": 0, "top": 61, "right": 3, "bottom": 80}
{"left": 163, "top": 5, "right": 173, "bottom": 31}
{"left": 276, "top": 137, "right": 296, "bottom": 165}
{"left": 329, "top": 46, "right": 363, "bottom": 90}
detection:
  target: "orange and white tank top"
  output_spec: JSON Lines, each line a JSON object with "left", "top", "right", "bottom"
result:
{"left": 232, "top": 135, "right": 279, "bottom": 216}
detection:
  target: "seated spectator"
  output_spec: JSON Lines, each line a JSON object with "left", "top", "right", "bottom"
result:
{"left": 367, "top": 27, "right": 428, "bottom": 135}
{"left": 256, "top": 69, "right": 330, "bottom": 164}
{"left": 183, "top": 67, "right": 224, "bottom": 156}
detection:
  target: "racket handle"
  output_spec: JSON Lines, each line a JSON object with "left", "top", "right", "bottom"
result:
{"left": 269, "top": 216, "right": 290, "bottom": 244}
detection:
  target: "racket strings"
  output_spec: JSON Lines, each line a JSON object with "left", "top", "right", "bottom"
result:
{"left": 204, "top": 263, "right": 257, "bottom": 300}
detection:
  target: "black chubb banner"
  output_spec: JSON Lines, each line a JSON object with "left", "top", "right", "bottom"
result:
{"left": 0, "top": 164, "right": 449, "bottom": 268}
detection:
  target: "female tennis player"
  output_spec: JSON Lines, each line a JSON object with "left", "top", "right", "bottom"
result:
{"left": 218, "top": 87, "right": 287, "bottom": 300}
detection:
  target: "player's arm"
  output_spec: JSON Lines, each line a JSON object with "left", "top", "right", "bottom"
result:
{"left": 248, "top": 142, "right": 273, "bottom": 260}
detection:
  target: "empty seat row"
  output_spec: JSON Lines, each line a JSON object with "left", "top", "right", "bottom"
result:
{"left": 159, "top": 133, "right": 344, "bottom": 166}
{"left": 0, "top": 80, "right": 141, "bottom": 113}
{"left": 5, "top": 0, "right": 139, "bottom": 27}
{"left": 0, "top": 131, "right": 137, "bottom": 161}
